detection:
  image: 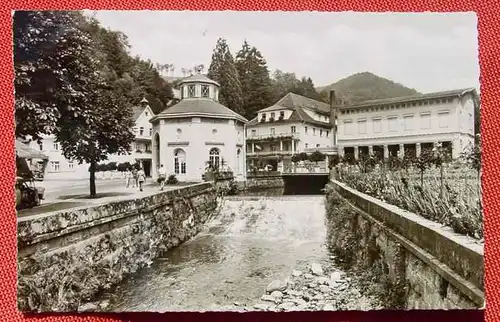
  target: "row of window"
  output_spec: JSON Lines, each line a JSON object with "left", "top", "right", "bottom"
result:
{"left": 249, "top": 125, "right": 330, "bottom": 137}
{"left": 260, "top": 111, "right": 286, "bottom": 122}
{"left": 137, "top": 127, "right": 153, "bottom": 137}
{"left": 182, "top": 84, "right": 211, "bottom": 99}
{"left": 340, "top": 97, "right": 455, "bottom": 115}
{"left": 342, "top": 111, "right": 450, "bottom": 135}
{"left": 48, "top": 160, "right": 74, "bottom": 172}
{"left": 172, "top": 147, "right": 243, "bottom": 175}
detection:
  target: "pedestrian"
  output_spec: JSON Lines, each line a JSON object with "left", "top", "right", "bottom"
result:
{"left": 125, "top": 168, "right": 132, "bottom": 188}
{"left": 157, "top": 164, "right": 167, "bottom": 191}
{"left": 132, "top": 167, "right": 138, "bottom": 188}
{"left": 137, "top": 167, "right": 146, "bottom": 192}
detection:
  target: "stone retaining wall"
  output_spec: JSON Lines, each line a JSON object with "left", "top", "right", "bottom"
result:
{"left": 325, "top": 180, "right": 484, "bottom": 309}
{"left": 243, "top": 175, "right": 284, "bottom": 190}
{"left": 17, "top": 182, "right": 219, "bottom": 313}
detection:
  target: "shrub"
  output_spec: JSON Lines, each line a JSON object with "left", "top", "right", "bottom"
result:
{"left": 338, "top": 167, "right": 482, "bottom": 239}
{"left": 166, "top": 174, "right": 178, "bottom": 185}
{"left": 309, "top": 150, "right": 326, "bottom": 163}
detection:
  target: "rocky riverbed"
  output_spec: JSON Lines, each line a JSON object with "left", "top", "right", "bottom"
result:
{"left": 247, "top": 259, "right": 385, "bottom": 311}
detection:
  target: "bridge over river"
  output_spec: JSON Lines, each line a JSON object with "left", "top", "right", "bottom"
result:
{"left": 96, "top": 188, "right": 382, "bottom": 312}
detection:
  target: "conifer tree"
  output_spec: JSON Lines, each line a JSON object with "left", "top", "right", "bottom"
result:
{"left": 208, "top": 38, "right": 244, "bottom": 116}
{"left": 235, "top": 40, "right": 273, "bottom": 119}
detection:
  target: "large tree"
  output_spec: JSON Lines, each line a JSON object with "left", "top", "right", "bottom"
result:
{"left": 14, "top": 11, "right": 97, "bottom": 141}
{"left": 207, "top": 38, "right": 244, "bottom": 116}
{"left": 14, "top": 11, "right": 136, "bottom": 197}
{"left": 235, "top": 40, "right": 273, "bottom": 119}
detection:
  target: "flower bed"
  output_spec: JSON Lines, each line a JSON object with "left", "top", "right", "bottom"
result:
{"left": 338, "top": 166, "right": 482, "bottom": 240}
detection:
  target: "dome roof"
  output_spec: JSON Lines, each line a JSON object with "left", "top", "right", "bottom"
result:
{"left": 177, "top": 74, "right": 220, "bottom": 87}
{"left": 154, "top": 99, "right": 247, "bottom": 123}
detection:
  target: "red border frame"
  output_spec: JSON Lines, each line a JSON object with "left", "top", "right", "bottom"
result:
{"left": 2, "top": 1, "right": 497, "bottom": 321}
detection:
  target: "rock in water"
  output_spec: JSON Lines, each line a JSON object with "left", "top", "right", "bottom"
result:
{"left": 311, "top": 263, "right": 323, "bottom": 276}
{"left": 316, "top": 277, "right": 330, "bottom": 285}
{"left": 330, "top": 271, "right": 343, "bottom": 282}
{"left": 78, "top": 302, "right": 98, "bottom": 312}
{"left": 253, "top": 303, "right": 269, "bottom": 310}
{"left": 270, "top": 291, "right": 283, "bottom": 299}
{"left": 261, "top": 295, "right": 277, "bottom": 303}
{"left": 292, "top": 270, "right": 303, "bottom": 277}
{"left": 266, "top": 280, "right": 288, "bottom": 293}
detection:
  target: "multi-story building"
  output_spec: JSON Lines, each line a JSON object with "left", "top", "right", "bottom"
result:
{"left": 336, "top": 88, "right": 478, "bottom": 160}
{"left": 245, "top": 88, "right": 478, "bottom": 171}
{"left": 27, "top": 99, "right": 157, "bottom": 180}
{"left": 245, "top": 92, "right": 335, "bottom": 171}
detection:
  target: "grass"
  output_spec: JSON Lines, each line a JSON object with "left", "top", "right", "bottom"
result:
{"left": 337, "top": 165, "right": 482, "bottom": 240}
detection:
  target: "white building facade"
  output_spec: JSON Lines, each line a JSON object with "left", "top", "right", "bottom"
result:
{"left": 150, "top": 73, "right": 248, "bottom": 182}
{"left": 336, "top": 88, "right": 477, "bottom": 160}
{"left": 28, "top": 100, "right": 157, "bottom": 180}
{"left": 245, "top": 92, "right": 335, "bottom": 171}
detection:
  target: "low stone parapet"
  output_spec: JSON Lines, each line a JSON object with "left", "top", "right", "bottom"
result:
{"left": 325, "top": 180, "right": 484, "bottom": 309}
{"left": 17, "top": 182, "right": 219, "bottom": 312}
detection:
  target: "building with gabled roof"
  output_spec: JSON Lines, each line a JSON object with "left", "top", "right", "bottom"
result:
{"left": 245, "top": 92, "right": 336, "bottom": 171}
{"left": 150, "top": 73, "right": 248, "bottom": 182}
{"left": 27, "top": 99, "right": 157, "bottom": 180}
{"left": 337, "top": 87, "right": 478, "bottom": 160}
{"left": 246, "top": 87, "right": 478, "bottom": 172}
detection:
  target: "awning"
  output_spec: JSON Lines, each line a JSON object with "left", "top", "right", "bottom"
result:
{"left": 15, "top": 139, "right": 48, "bottom": 160}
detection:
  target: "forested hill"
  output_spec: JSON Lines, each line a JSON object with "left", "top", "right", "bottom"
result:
{"left": 317, "top": 72, "right": 420, "bottom": 104}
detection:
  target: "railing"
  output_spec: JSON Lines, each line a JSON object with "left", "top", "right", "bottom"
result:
{"left": 303, "top": 146, "right": 339, "bottom": 154}
{"left": 247, "top": 151, "right": 294, "bottom": 157}
{"left": 282, "top": 161, "right": 329, "bottom": 174}
{"left": 246, "top": 132, "right": 300, "bottom": 141}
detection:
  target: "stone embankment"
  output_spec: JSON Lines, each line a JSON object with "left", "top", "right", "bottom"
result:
{"left": 17, "top": 183, "right": 219, "bottom": 312}
{"left": 250, "top": 261, "right": 384, "bottom": 311}
{"left": 324, "top": 180, "right": 484, "bottom": 309}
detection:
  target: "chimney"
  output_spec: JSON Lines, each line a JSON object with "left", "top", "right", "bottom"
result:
{"left": 329, "top": 90, "right": 338, "bottom": 146}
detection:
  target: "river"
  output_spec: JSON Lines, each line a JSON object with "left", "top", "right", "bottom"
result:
{"left": 99, "top": 188, "right": 382, "bottom": 312}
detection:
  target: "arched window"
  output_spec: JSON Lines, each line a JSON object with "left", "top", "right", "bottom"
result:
{"left": 174, "top": 149, "right": 186, "bottom": 174}
{"left": 209, "top": 148, "right": 220, "bottom": 170}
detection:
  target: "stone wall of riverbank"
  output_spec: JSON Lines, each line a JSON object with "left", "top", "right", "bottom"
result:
{"left": 17, "top": 182, "right": 219, "bottom": 313}
{"left": 325, "top": 180, "right": 484, "bottom": 309}
{"left": 242, "top": 174, "right": 284, "bottom": 190}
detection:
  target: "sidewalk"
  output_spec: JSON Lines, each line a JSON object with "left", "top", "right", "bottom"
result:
{"left": 18, "top": 182, "right": 197, "bottom": 219}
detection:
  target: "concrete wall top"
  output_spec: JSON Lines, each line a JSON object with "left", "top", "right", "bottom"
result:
{"left": 331, "top": 180, "right": 484, "bottom": 292}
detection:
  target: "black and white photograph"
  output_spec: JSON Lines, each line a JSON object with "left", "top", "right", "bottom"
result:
{"left": 14, "top": 10, "right": 483, "bottom": 313}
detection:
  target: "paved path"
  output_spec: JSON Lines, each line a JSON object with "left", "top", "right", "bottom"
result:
{"left": 18, "top": 179, "right": 195, "bottom": 218}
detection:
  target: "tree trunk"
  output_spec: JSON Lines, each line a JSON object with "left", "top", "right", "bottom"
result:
{"left": 420, "top": 170, "right": 424, "bottom": 187}
{"left": 90, "top": 161, "right": 97, "bottom": 198}
{"left": 439, "top": 164, "right": 444, "bottom": 199}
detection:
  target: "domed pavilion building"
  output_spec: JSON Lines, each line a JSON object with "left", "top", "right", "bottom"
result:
{"left": 150, "top": 73, "right": 248, "bottom": 182}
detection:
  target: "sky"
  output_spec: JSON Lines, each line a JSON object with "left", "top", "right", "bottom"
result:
{"left": 91, "top": 11, "right": 480, "bottom": 93}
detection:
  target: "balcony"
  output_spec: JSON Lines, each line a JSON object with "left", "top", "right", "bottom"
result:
{"left": 246, "top": 132, "right": 299, "bottom": 142}
{"left": 303, "top": 146, "right": 339, "bottom": 155}
{"left": 247, "top": 150, "right": 294, "bottom": 158}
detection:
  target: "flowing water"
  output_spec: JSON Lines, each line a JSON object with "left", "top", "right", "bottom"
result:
{"left": 100, "top": 188, "right": 356, "bottom": 312}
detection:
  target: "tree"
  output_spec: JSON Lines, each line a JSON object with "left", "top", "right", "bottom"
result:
{"left": 413, "top": 149, "right": 433, "bottom": 186}
{"left": 270, "top": 70, "right": 325, "bottom": 103}
{"left": 309, "top": 150, "right": 326, "bottom": 164}
{"left": 235, "top": 40, "right": 273, "bottom": 119}
{"left": 208, "top": 38, "right": 245, "bottom": 116}
{"left": 462, "top": 134, "right": 481, "bottom": 177}
{"left": 14, "top": 11, "right": 96, "bottom": 142}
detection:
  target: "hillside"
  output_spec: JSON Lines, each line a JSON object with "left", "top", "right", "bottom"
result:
{"left": 317, "top": 72, "right": 420, "bottom": 104}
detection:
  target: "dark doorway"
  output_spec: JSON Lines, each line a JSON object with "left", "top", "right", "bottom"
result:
{"left": 142, "top": 159, "right": 152, "bottom": 177}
